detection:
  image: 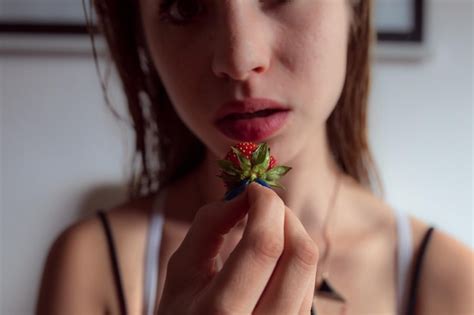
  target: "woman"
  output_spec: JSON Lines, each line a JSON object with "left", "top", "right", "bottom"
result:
{"left": 37, "top": 0, "right": 473, "bottom": 314}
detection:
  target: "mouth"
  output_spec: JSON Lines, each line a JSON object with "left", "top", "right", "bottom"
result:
{"left": 215, "top": 109, "right": 291, "bottom": 142}
{"left": 213, "top": 97, "right": 292, "bottom": 142}
{"left": 221, "top": 108, "right": 287, "bottom": 121}
{"left": 214, "top": 97, "right": 291, "bottom": 122}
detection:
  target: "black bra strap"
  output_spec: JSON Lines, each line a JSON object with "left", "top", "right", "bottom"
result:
{"left": 406, "top": 226, "right": 435, "bottom": 315}
{"left": 97, "top": 210, "right": 128, "bottom": 315}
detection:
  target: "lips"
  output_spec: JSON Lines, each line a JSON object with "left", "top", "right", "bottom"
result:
{"left": 214, "top": 98, "right": 291, "bottom": 122}
{"left": 224, "top": 108, "right": 283, "bottom": 120}
{"left": 214, "top": 98, "right": 291, "bottom": 142}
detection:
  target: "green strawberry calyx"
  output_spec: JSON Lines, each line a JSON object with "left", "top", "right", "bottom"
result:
{"left": 217, "top": 142, "right": 292, "bottom": 191}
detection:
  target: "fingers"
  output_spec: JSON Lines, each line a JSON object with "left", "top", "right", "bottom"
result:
{"left": 200, "top": 182, "right": 286, "bottom": 314}
{"left": 254, "top": 206, "right": 319, "bottom": 315}
{"left": 298, "top": 261, "right": 317, "bottom": 315}
{"left": 165, "top": 181, "right": 317, "bottom": 315}
{"left": 166, "top": 189, "right": 249, "bottom": 283}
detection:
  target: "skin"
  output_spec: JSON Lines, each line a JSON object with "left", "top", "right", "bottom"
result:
{"left": 140, "top": 0, "right": 351, "bottom": 225}
{"left": 36, "top": 0, "right": 474, "bottom": 314}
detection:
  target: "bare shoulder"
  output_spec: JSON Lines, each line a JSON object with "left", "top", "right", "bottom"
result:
{"left": 409, "top": 216, "right": 474, "bottom": 315}
{"left": 36, "top": 195, "right": 155, "bottom": 315}
{"left": 36, "top": 214, "right": 111, "bottom": 315}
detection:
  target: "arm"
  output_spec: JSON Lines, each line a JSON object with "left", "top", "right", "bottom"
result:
{"left": 417, "top": 228, "right": 474, "bottom": 315}
{"left": 36, "top": 218, "right": 106, "bottom": 315}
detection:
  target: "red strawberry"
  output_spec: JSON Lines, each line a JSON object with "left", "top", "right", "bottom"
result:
{"left": 217, "top": 142, "right": 291, "bottom": 192}
{"left": 224, "top": 141, "right": 276, "bottom": 170}
{"left": 224, "top": 142, "right": 257, "bottom": 169}
{"left": 269, "top": 156, "right": 276, "bottom": 170}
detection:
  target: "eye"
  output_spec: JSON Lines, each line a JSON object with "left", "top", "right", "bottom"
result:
{"left": 159, "top": 0, "right": 204, "bottom": 25}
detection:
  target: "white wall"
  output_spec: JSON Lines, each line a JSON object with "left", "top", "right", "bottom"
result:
{"left": 1, "top": 1, "right": 472, "bottom": 314}
{"left": 1, "top": 44, "right": 134, "bottom": 315}
{"left": 370, "top": 0, "right": 473, "bottom": 246}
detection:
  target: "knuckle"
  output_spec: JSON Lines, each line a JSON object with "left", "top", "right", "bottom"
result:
{"left": 266, "top": 192, "right": 286, "bottom": 212}
{"left": 248, "top": 231, "right": 284, "bottom": 262}
{"left": 254, "top": 185, "right": 285, "bottom": 212}
{"left": 289, "top": 237, "right": 319, "bottom": 269}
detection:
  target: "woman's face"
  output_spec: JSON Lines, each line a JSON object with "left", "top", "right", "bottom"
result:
{"left": 139, "top": 0, "right": 351, "bottom": 161}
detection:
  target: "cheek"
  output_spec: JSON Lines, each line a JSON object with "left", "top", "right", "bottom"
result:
{"left": 144, "top": 32, "right": 208, "bottom": 130}
{"left": 145, "top": 34, "right": 197, "bottom": 102}
{"left": 140, "top": 7, "right": 204, "bottom": 111}
{"left": 279, "top": 3, "right": 349, "bottom": 120}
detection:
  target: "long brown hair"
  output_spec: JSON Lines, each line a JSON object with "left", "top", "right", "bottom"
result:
{"left": 88, "top": 0, "right": 383, "bottom": 199}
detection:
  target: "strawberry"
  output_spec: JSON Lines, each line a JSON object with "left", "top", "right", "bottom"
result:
{"left": 269, "top": 155, "right": 276, "bottom": 169}
{"left": 217, "top": 142, "right": 292, "bottom": 199}
{"left": 224, "top": 142, "right": 276, "bottom": 171}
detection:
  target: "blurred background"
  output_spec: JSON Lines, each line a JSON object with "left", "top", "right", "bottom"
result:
{"left": 1, "top": 0, "right": 472, "bottom": 314}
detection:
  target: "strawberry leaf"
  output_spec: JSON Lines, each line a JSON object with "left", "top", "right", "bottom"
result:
{"left": 253, "top": 143, "right": 270, "bottom": 171}
{"left": 216, "top": 172, "right": 240, "bottom": 180}
{"left": 251, "top": 143, "right": 267, "bottom": 165}
{"left": 266, "top": 166, "right": 292, "bottom": 178}
{"left": 252, "top": 164, "right": 267, "bottom": 176}
{"left": 217, "top": 159, "right": 240, "bottom": 175}
{"left": 261, "top": 146, "right": 270, "bottom": 170}
{"left": 231, "top": 146, "right": 251, "bottom": 170}
{"left": 265, "top": 180, "right": 286, "bottom": 190}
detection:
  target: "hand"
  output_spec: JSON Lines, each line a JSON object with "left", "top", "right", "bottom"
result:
{"left": 157, "top": 182, "right": 319, "bottom": 315}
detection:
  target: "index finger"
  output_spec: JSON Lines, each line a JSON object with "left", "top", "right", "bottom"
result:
{"left": 200, "top": 182, "right": 286, "bottom": 314}
{"left": 169, "top": 189, "right": 249, "bottom": 275}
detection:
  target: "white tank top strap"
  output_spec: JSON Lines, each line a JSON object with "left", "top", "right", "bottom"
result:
{"left": 143, "top": 187, "right": 168, "bottom": 315}
{"left": 394, "top": 207, "right": 413, "bottom": 315}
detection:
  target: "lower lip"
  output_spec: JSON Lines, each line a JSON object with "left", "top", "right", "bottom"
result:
{"left": 215, "top": 110, "right": 291, "bottom": 142}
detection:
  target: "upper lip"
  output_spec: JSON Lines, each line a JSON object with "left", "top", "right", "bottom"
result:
{"left": 214, "top": 98, "right": 291, "bottom": 122}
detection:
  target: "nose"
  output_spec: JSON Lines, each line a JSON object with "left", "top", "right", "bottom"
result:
{"left": 211, "top": 5, "right": 270, "bottom": 81}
